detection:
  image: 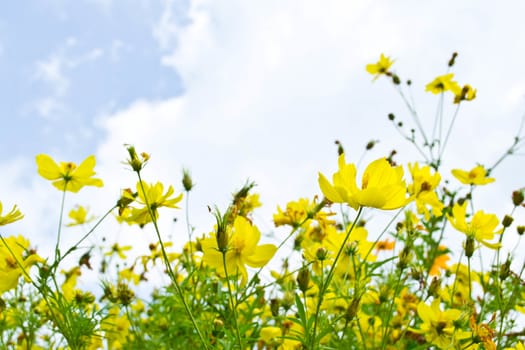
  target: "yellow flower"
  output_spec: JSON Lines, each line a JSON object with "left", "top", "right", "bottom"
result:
{"left": 425, "top": 73, "right": 462, "bottom": 95}
{"left": 454, "top": 84, "right": 477, "bottom": 103}
{"left": 201, "top": 216, "right": 277, "bottom": 285}
{"left": 318, "top": 154, "right": 410, "bottom": 210}
{"left": 66, "top": 205, "right": 95, "bottom": 226}
{"left": 105, "top": 243, "right": 132, "bottom": 259}
{"left": 36, "top": 154, "right": 103, "bottom": 193}
{"left": 325, "top": 226, "right": 376, "bottom": 278}
{"left": 411, "top": 299, "right": 467, "bottom": 349}
{"left": 451, "top": 165, "right": 495, "bottom": 185}
{"left": 429, "top": 245, "right": 450, "bottom": 276}
{"left": 506, "top": 342, "right": 525, "bottom": 350}
{"left": 0, "top": 235, "right": 44, "bottom": 293}
{"left": 0, "top": 202, "right": 24, "bottom": 226}
{"left": 408, "top": 163, "right": 444, "bottom": 219}
{"left": 273, "top": 197, "right": 333, "bottom": 228}
{"left": 125, "top": 181, "right": 182, "bottom": 226}
{"left": 447, "top": 201, "right": 501, "bottom": 249}
{"left": 366, "top": 53, "right": 394, "bottom": 80}
{"left": 259, "top": 326, "right": 282, "bottom": 346}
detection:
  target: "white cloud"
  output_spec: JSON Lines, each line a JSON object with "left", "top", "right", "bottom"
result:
{"left": 86, "top": 1, "right": 525, "bottom": 259}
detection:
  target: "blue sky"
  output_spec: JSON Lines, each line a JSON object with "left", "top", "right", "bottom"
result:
{"left": 1, "top": 1, "right": 185, "bottom": 158}
{"left": 2, "top": 0, "right": 525, "bottom": 266}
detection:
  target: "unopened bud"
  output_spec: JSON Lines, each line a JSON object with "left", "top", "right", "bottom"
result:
{"left": 270, "top": 298, "right": 280, "bottom": 317}
{"left": 392, "top": 74, "right": 401, "bottom": 85}
{"left": 366, "top": 140, "right": 377, "bottom": 150}
{"left": 296, "top": 267, "right": 311, "bottom": 293}
{"left": 517, "top": 226, "right": 525, "bottom": 236}
{"left": 345, "top": 297, "right": 361, "bottom": 321}
{"left": 427, "top": 277, "right": 440, "bottom": 298}
{"left": 512, "top": 190, "right": 524, "bottom": 206}
{"left": 316, "top": 247, "right": 329, "bottom": 261}
{"left": 213, "top": 208, "right": 230, "bottom": 252}
{"left": 502, "top": 215, "right": 514, "bottom": 228}
{"left": 125, "top": 145, "right": 146, "bottom": 172}
{"left": 500, "top": 257, "right": 511, "bottom": 281}
{"left": 448, "top": 52, "right": 458, "bottom": 67}
{"left": 388, "top": 113, "right": 395, "bottom": 121}
{"left": 465, "top": 236, "right": 475, "bottom": 258}
{"left": 397, "top": 246, "right": 411, "bottom": 270}
{"left": 182, "top": 168, "right": 194, "bottom": 192}
{"left": 335, "top": 140, "right": 345, "bottom": 156}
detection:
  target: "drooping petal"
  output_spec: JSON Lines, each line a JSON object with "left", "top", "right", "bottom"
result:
{"left": 36, "top": 154, "right": 62, "bottom": 180}
{"left": 244, "top": 244, "right": 277, "bottom": 268}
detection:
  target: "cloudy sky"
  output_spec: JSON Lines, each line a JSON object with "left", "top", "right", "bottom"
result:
{"left": 1, "top": 0, "right": 525, "bottom": 275}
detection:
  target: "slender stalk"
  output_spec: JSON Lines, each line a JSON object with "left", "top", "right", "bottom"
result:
{"left": 61, "top": 206, "right": 117, "bottom": 262}
{"left": 136, "top": 173, "right": 209, "bottom": 349}
{"left": 380, "top": 267, "right": 405, "bottom": 350}
{"left": 54, "top": 190, "right": 67, "bottom": 261}
{"left": 222, "top": 253, "right": 243, "bottom": 350}
{"left": 439, "top": 103, "right": 461, "bottom": 161}
{"left": 310, "top": 207, "right": 363, "bottom": 348}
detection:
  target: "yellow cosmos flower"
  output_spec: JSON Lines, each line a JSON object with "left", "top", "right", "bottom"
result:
{"left": 201, "top": 216, "right": 277, "bottom": 285}
{"left": 318, "top": 154, "right": 410, "bottom": 210}
{"left": 0, "top": 201, "right": 24, "bottom": 226}
{"left": 36, "top": 154, "right": 103, "bottom": 193}
{"left": 447, "top": 201, "right": 502, "bottom": 249}
{"left": 273, "top": 197, "right": 334, "bottom": 228}
{"left": 66, "top": 205, "right": 95, "bottom": 226}
{"left": 408, "top": 163, "right": 444, "bottom": 219}
{"left": 125, "top": 181, "right": 182, "bottom": 226}
{"left": 451, "top": 165, "right": 495, "bottom": 185}
{"left": 425, "top": 73, "right": 462, "bottom": 95}
{"left": 506, "top": 342, "right": 525, "bottom": 350}
{"left": 366, "top": 53, "right": 394, "bottom": 80}
{"left": 411, "top": 299, "right": 468, "bottom": 349}
{"left": 0, "top": 235, "right": 44, "bottom": 293}
{"left": 454, "top": 84, "right": 477, "bottom": 103}
{"left": 105, "top": 243, "right": 132, "bottom": 259}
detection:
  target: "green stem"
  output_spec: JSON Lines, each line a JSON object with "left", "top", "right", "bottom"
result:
{"left": 310, "top": 207, "right": 363, "bottom": 348}
{"left": 54, "top": 190, "right": 67, "bottom": 261}
{"left": 136, "top": 173, "right": 209, "bottom": 349}
{"left": 380, "top": 268, "right": 405, "bottom": 350}
{"left": 222, "top": 252, "right": 243, "bottom": 350}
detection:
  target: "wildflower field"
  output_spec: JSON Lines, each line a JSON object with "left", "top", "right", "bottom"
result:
{"left": 1, "top": 53, "right": 525, "bottom": 349}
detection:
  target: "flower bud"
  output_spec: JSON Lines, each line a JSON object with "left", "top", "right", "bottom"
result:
{"left": 182, "top": 168, "right": 194, "bottom": 192}
{"left": 345, "top": 297, "right": 361, "bottom": 322}
{"left": 270, "top": 298, "right": 280, "bottom": 317}
{"left": 502, "top": 215, "right": 514, "bottom": 228}
{"left": 335, "top": 140, "right": 344, "bottom": 156}
{"left": 397, "top": 246, "right": 411, "bottom": 270}
{"left": 448, "top": 52, "right": 458, "bottom": 67}
{"left": 500, "top": 258, "right": 511, "bottom": 281}
{"left": 296, "top": 267, "right": 311, "bottom": 293}
{"left": 316, "top": 247, "right": 329, "bottom": 261}
{"left": 392, "top": 74, "right": 401, "bottom": 85}
{"left": 517, "top": 226, "right": 525, "bottom": 236}
{"left": 366, "top": 140, "right": 378, "bottom": 150}
{"left": 465, "top": 236, "right": 475, "bottom": 258}
{"left": 512, "top": 190, "right": 524, "bottom": 206}
{"left": 427, "top": 276, "right": 440, "bottom": 298}
{"left": 388, "top": 113, "right": 395, "bottom": 121}
{"left": 125, "top": 145, "right": 146, "bottom": 172}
